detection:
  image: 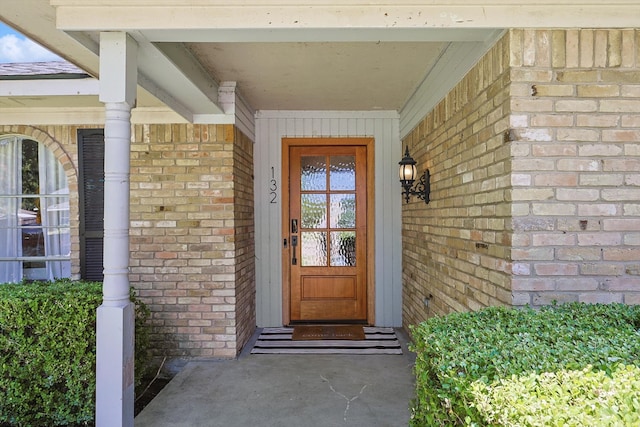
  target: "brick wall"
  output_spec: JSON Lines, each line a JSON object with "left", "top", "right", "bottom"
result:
{"left": 130, "top": 123, "right": 255, "bottom": 358}
{"left": 402, "top": 28, "right": 640, "bottom": 328}
{"left": 510, "top": 29, "right": 640, "bottom": 306}
{"left": 2, "top": 123, "right": 256, "bottom": 359}
{"left": 401, "top": 35, "right": 513, "bottom": 328}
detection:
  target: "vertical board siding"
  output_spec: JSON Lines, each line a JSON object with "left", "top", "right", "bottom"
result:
{"left": 235, "top": 91, "right": 256, "bottom": 142}
{"left": 255, "top": 111, "right": 402, "bottom": 327}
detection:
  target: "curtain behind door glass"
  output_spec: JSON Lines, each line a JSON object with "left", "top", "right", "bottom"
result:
{"left": 0, "top": 136, "right": 22, "bottom": 282}
{"left": 38, "top": 143, "right": 71, "bottom": 280}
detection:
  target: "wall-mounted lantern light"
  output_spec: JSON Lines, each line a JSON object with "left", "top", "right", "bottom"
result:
{"left": 398, "top": 146, "right": 430, "bottom": 204}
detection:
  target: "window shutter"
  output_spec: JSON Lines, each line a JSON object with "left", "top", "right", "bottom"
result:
{"left": 78, "top": 129, "right": 105, "bottom": 281}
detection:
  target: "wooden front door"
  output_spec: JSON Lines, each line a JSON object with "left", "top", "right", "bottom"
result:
{"left": 283, "top": 138, "right": 372, "bottom": 323}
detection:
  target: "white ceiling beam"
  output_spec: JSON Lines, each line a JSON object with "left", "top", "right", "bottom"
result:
{"left": 47, "top": 0, "right": 640, "bottom": 4}
{"left": 53, "top": 2, "right": 640, "bottom": 30}
{"left": 152, "top": 42, "right": 220, "bottom": 109}
{"left": 0, "top": 106, "right": 204, "bottom": 125}
{"left": 0, "top": 4, "right": 224, "bottom": 119}
{"left": 63, "top": 30, "right": 212, "bottom": 118}
{"left": 0, "top": 78, "right": 99, "bottom": 96}
{"left": 66, "top": 30, "right": 226, "bottom": 120}
{"left": 142, "top": 28, "right": 501, "bottom": 43}
{"left": 0, "top": 107, "right": 104, "bottom": 125}
{"left": 127, "top": 32, "right": 224, "bottom": 119}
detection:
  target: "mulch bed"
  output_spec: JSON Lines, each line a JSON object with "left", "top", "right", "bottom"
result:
{"left": 135, "top": 376, "right": 173, "bottom": 416}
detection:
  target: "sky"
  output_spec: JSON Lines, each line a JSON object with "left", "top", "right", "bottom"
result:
{"left": 0, "top": 22, "right": 63, "bottom": 63}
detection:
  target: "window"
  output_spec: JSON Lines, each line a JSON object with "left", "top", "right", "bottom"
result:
{"left": 0, "top": 135, "right": 71, "bottom": 282}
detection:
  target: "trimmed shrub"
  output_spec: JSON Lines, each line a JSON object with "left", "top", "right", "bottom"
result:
{"left": 471, "top": 364, "right": 640, "bottom": 426}
{"left": 409, "top": 303, "right": 640, "bottom": 426}
{"left": 0, "top": 280, "right": 150, "bottom": 426}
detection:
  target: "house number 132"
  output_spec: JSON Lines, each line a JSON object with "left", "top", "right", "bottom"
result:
{"left": 270, "top": 167, "right": 277, "bottom": 204}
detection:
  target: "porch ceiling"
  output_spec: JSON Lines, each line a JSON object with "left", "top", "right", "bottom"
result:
{"left": 186, "top": 41, "right": 446, "bottom": 111}
{"left": 1, "top": 1, "right": 638, "bottom": 121}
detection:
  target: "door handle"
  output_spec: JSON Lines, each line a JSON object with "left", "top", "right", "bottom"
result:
{"left": 291, "top": 235, "right": 298, "bottom": 265}
{"left": 291, "top": 219, "right": 298, "bottom": 265}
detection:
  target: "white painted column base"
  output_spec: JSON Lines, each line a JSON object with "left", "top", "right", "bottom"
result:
{"left": 96, "top": 303, "right": 135, "bottom": 426}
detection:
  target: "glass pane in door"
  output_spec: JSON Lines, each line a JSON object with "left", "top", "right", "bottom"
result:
{"left": 301, "top": 231, "right": 327, "bottom": 266}
{"left": 329, "top": 156, "right": 355, "bottom": 190}
{"left": 301, "top": 156, "right": 327, "bottom": 191}
{"left": 298, "top": 154, "right": 358, "bottom": 268}
{"left": 330, "top": 194, "right": 355, "bottom": 229}
{"left": 301, "top": 194, "right": 327, "bottom": 229}
{"left": 330, "top": 231, "right": 356, "bottom": 266}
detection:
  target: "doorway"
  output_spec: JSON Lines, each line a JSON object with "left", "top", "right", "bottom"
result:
{"left": 282, "top": 138, "right": 374, "bottom": 325}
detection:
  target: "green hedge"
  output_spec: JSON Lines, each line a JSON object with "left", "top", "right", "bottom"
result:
{"left": 409, "top": 303, "right": 640, "bottom": 426}
{"left": 471, "top": 364, "right": 640, "bottom": 426}
{"left": 0, "top": 280, "right": 150, "bottom": 426}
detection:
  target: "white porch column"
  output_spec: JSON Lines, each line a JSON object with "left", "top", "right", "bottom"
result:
{"left": 96, "top": 32, "right": 137, "bottom": 427}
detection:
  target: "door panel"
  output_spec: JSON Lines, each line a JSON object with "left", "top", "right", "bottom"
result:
{"left": 301, "top": 276, "right": 356, "bottom": 299}
{"left": 288, "top": 144, "right": 367, "bottom": 322}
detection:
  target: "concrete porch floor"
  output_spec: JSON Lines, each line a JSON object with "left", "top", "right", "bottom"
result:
{"left": 135, "top": 328, "right": 416, "bottom": 427}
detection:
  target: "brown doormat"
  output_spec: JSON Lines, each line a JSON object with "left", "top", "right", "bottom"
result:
{"left": 292, "top": 325, "right": 366, "bottom": 341}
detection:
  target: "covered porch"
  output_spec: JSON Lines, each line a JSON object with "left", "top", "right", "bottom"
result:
{"left": 1, "top": 1, "right": 640, "bottom": 426}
